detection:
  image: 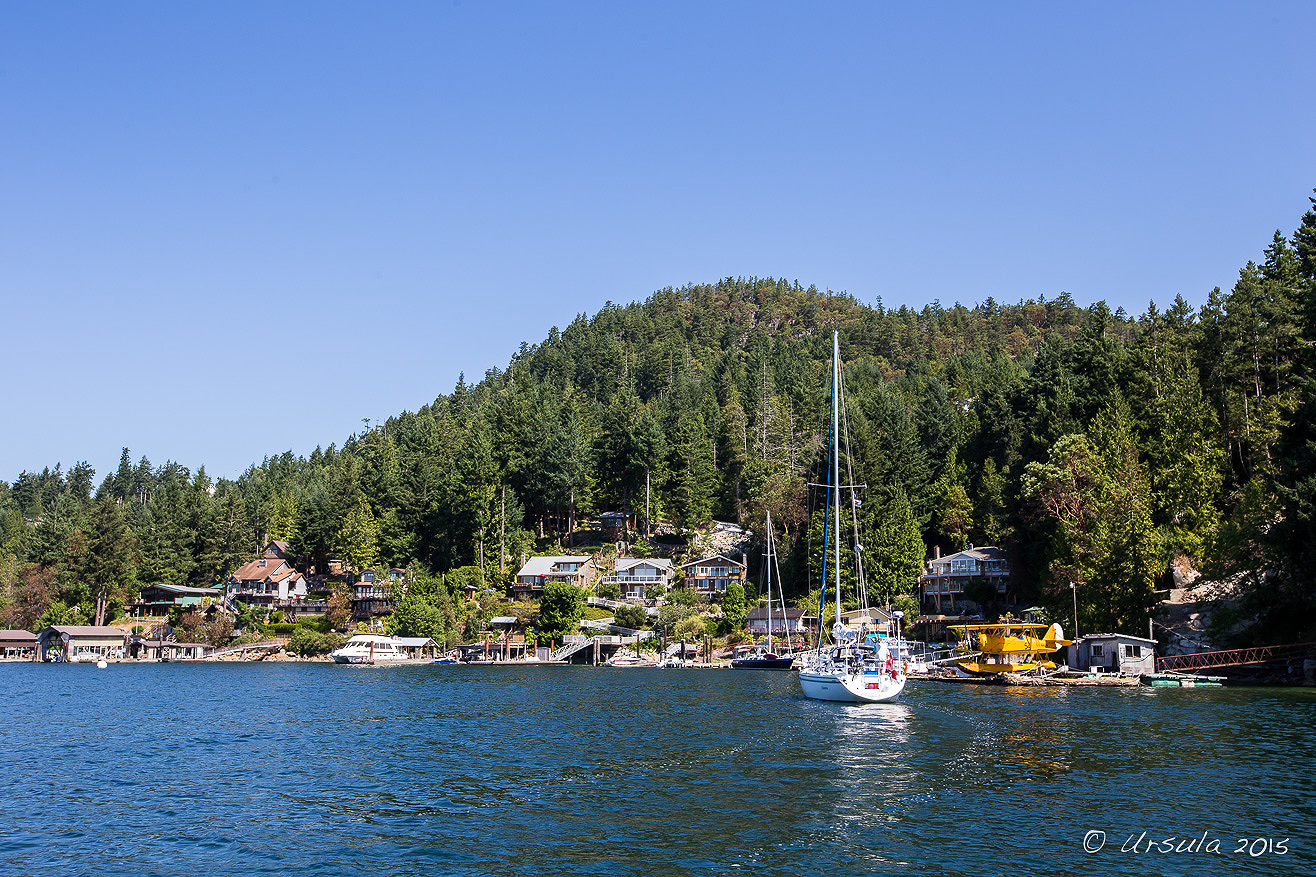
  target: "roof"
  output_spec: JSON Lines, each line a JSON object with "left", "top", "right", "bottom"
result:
{"left": 0, "top": 630, "right": 37, "bottom": 642}
{"left": 615, "top": 557, "right": 673, "bottom": 572}
{"left": 746, "top": 607, "right": 804, "bottom": 620}
{"left": 516, "top": 556, "right": 592, "bottom": 577}
{"left": 141, "top": 583, "right": 222, "bottom": 596}
{"left": 231, "top": 557, "right": 294, "bottom": 581}
{"left": 929, "top": 546, "right": 1008, "bottom": 564}
{"left": 43, "top": 625, "right": 127, "bottom": 637}
{"left": 1078, "top": 633, "right": 1157, "bottom": 645}
{"left": 393, "top": 637, "right": 435, "bottom": 647}
{"left": 489, "top": 616, "right": 519, "bottom": 625}
{"left": 680, "top": 555, "right": 745, "bottom": 570}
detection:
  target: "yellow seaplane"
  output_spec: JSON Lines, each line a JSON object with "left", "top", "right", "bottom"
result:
{"left": 950, "top": 621, "right": 1071, "bottom": 675}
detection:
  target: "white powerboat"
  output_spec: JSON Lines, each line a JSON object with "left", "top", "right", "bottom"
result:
{"left": 330, "top": 634, "right": 409, "bottom": 664}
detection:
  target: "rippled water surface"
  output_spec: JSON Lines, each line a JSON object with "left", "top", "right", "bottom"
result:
{"left": 2, "top": 663, "right": 1313, "bottom": 876}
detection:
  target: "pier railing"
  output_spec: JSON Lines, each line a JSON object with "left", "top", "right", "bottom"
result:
{"left": 1156, "top": 641, "right": 1316, "bottom": 672}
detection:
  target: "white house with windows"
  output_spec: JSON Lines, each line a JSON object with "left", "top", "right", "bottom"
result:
{"left": 919, "top": 546, "right": 1011, "bottom": 614}
{"left": 678, "top": 555, "right": 746, "bottom": 598}
{"left": 601, "top": 557, "right": 674, "bottom": 601}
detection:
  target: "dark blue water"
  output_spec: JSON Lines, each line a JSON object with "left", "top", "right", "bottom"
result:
{"left": 1, "top": 664, "right": 1312, "bottom": 876}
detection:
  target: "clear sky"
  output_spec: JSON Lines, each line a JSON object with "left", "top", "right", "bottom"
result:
{"left": 3, "top": 1, "right": 1313, "bottom": 484}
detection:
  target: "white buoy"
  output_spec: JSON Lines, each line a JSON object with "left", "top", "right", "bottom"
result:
{"left": 96, "top": 659, "right": 108, "bottom": 669}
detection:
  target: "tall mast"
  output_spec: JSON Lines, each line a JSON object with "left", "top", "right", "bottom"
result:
{"left": 765, "top": 510, "right": 774, "bottom": 652}
{"left": 832, "top": 331, "right": 842, "bottom": 634}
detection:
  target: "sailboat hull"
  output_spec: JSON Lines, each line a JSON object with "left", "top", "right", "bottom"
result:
{"left": 799, "top": 668, "right": 906, "bottom": 703}
{"left": 731, "top": 655, "right": 796, "bottom": 670}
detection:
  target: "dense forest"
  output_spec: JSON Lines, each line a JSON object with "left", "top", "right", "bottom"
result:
{"left": 3, "top": 193, "right": 1315, "bottom": 646}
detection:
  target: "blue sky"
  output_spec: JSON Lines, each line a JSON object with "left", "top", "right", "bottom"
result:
{"left": 3, "top": 2, "right": 1314, "bottom": 483}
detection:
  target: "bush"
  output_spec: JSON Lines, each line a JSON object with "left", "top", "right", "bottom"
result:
{"left": 286, "top": 628, "right": 342, "bottom": 657}
{"left": 269, "top": 622, "right": 298, "bottom": 635}
{"left": 613, "top": 604, "right": 648, "bottom": 629}
{"left": 673, "top": 614, "right": 710, "bottom": 639}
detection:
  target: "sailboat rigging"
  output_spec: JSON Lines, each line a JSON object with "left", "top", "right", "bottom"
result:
{"left": 731, "top": 511, "right": 795, "bottom": 670}
{"left": 797, "top": 331, "right": 907, "bottom": 704}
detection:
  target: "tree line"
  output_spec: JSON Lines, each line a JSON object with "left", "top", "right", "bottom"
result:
{"left": 3, "top": 191, "right": 1314, "bottom": 645}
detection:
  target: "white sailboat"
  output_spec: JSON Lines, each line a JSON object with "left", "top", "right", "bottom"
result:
{"left": 797, "top": 332, "right": 907, "bottom": 704}
{"left": 731, "top": 511, "right": 795, "bottom": 670}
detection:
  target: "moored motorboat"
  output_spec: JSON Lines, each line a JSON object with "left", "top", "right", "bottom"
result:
{"left": 330, "top": 634, "right": 408, "bottom": 664}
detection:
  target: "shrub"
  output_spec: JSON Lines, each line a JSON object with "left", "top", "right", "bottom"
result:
{"left": 613, "top": 604, "right": 648, "bottom": 629}
{"left": 673, "top": 614, "right": 710, "bottom": 639}
{"left": 286, "top": 628, "right": 337, "bottom": 657}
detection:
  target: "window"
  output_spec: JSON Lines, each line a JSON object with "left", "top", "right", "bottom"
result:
{"left": 1091, "top": 644, "right": 1104, "bottom": 657}
{"left": 258, "top": 560, "right": 266, "bottom": 568}
{"left": 1124, "top": 645, "right": 1141, "bottom": 658}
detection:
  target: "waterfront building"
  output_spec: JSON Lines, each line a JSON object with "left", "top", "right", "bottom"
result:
{"left": 129, "top": 582, "right": 224, "bottom": 618}
{"left": 601, "top": 557, "right": 674, "bottom": 601}
{"left": 678, "top": 555, "right": 746, "bottom": 599}
{"left": 745, "top": 607, "right": 806, "bottom": 637}
{"left": 512, "top": 556, "right": 600, "bottom": 599}
{"left": 1067, "top": 633, "right": 1157, "bottom": 675}
{"left": 0, "top": 630, "right": 36, "bottom": 661}
{"left": 227, "top": 541, "right": 308, "bottom": 610}
{"left": 34, "top": 625, "right": 128, "bottom": 662}
{"left": 919, "top": 545, "right": 1011, "bottom": 614}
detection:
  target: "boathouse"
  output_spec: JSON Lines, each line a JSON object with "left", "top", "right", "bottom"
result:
{"left": 1067, "top": 633, "right": 1156, "bottom": 675}
{"left": 35, "top": 625, "right": 128, "bottom": 662}
{"left": 0, "top": 630, "right": 37, "bottom": 661}
{"left": 394, "top": 636, "right": 437, "bottom": 660}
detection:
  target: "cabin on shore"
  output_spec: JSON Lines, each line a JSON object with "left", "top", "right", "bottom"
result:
{"left": 1067, "top": 633, "right": 1156, "bottom": 675}
{"left": 746, "top": 607, "right": 806, "bottom": 637}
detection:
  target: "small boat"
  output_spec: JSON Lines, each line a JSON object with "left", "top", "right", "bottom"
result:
{"left": 730, "top": 645, "right": 795, "bottom": 670}
{"left": 732, "top": 510, "right": 796, "bottom": 672}
{"left": 797, "top": 332, "right": 906, "bottom": 705}
{"left": 606, "top": 653, "right": 642, "bottom": 666}
{"left": 330, "top": 634, "right": 408, "bottom": 665}
{"left": 1141, "top": 672, "right": 1225, "bottom": 687}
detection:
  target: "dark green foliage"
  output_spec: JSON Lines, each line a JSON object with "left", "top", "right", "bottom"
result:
{"left": 612, "top": 604, "right": 647, "bottom": 629}
{"left": 5, "top": 195, "right": 1316, "bottom": 642}
{"left": 536, "top": 581, "right": 584, "bottom": 639}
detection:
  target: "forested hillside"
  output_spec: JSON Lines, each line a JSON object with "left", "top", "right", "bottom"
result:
{"left": 4, "top": 193, "right": 1315, "bottom": 644}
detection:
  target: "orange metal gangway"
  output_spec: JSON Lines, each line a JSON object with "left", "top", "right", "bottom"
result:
{"left": 1156, "top": 641, "right": 1316, "bottom": 672}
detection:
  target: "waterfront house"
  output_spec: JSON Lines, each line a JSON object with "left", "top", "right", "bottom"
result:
{"left": 1067, "top": 633, "right": 1157, "bottom": 675}
{"left": 678, "top": 555, "right": 746, "bottom": 598}
{"left": 512, "top": 556, "right": 599, "bottom": 599}
{"left": 129, "top": 582, "right": 224, "bottom": 618}
{"left": 919, "top": 546, "right": 1011, "bottom": 614}
{"left": 839, "top": 606, "right": 895, "bottom": 635}
{"left": 227, "top": 542, "right": 308, "bottom": 610}
{"left": 35, "top": 625, "right": 128, "bottom": 662}
{"left": 745, "top": 606, "right": 807, "bottom": 637}
{"left": 351, "top": 570, "right": 393, "bottom": 621}
{"left": 601, "top": 557, "right": 674, "bottom": 601}
{"left": 0, "top": 630, "right": 37, "bottom": 661}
